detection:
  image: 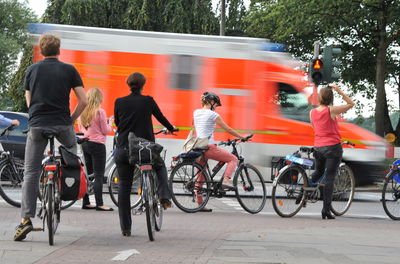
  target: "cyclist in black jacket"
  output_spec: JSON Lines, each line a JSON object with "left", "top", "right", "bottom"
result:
{"left": 114, "top": 72, "right": 175, "bottom": 237}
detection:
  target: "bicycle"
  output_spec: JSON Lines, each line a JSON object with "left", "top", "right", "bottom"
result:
{"left": 0, "top": 125, "right": 25, "bottom": 207}
{"left": 271, "top": 141, "right": 355, "bottom": 218}
{"left": 169, "top": 134, "right": 267, "bottom": 214}
{"left": 36, "top": 131, "right": 63, "bottom": 246}
{"left": 381, "top": 159, "right": 400, "bottom": 220}
{"left": 127, "top": 128, "right": 177, "bottom": 241}
{"left": 107, "top": 130, "right": 169, "bottom": 210}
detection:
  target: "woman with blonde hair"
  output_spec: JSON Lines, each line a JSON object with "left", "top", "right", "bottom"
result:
{"left": 79, "top": 88, "right": 113, "bottom": 211}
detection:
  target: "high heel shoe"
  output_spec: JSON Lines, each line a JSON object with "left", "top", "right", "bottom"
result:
{"left": 321, "top": 210, "right": 335, "bottom": 220}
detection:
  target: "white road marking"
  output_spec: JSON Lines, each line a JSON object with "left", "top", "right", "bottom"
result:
{"left": 257, "top": 211, "right": 389, "bottom": 219}
{"left": 220, "top": 198, "right": 243, "bottom": 210}
{"left": 111, "top": 249, "right": 140, "bottom": 261}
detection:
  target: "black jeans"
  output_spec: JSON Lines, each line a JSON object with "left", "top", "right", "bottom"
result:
{"left": 311, "top": 143, "right": 343, "bottom": 212}
{"left": 82, "top": 141, "right": 106, "bottom": 207}
{"left": 114, "top": 148, "right": 171, "bottom": 233}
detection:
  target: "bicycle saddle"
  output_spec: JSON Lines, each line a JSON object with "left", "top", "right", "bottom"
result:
{"left": 192, "top": 146, "right": 208, "bottom": 152}
{"left": 300, "top": 146, "right": 314, "bottom": 153}
{"left": 76, "top": 137, "right": 89, "bottom": 145}
{"left": 42, "top": 130, "right": 59, "bottom": 139}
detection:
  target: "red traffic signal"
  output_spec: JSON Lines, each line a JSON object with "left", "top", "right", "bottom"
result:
{"left": 312, "top": 59, "right": 323, "bottom": 70}
{"left": 310, "top": 58, "right": 324, "bottom": 85}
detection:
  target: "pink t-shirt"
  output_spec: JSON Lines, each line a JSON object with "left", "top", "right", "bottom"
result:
{"left": 78, "top": 108, "right": 112, "bottom": 145}
{"left": 311, "top": 107, "right": 341, "bottom": 147}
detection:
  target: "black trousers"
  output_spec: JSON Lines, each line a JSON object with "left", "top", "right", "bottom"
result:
{"left": 114, "top": 148, "right": 171, "bottom": 233}
{"left": 82, "top": 141, "right": 106, "bottom": 207}
{"left": 311, "top": 143, "right": 343, "bottom": 212}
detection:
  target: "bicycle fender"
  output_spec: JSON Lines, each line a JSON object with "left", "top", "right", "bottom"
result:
{"left": 272, "top": 164, "right": 292, "bottom": 187}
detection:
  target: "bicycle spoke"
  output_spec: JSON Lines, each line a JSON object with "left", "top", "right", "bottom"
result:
{"left": 272, "top": 165, "right": 307, "bottom": 217}
{"left": 169, "top": 162, "right": 210, "bottom": 213}
{"left": 331, "top": 164, "right": 355, "bottom": 216}
{"left": 0, "top": 160, "right": 24, "bottom": 207}
{"left": 382, "top": 171, "right": 400, "bottom": 220}
{"left": 234, "top": 164, "right": 266, "bottom": 214}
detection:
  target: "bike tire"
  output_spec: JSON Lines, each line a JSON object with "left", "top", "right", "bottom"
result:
{"left": 38, "top": 171, "right": 76, "bottom": 210}
{"left": 155, "top": 200, "right": 163, "bottom": 231}
{"left": 169, "top": 161, "right": 211, "bottom": 213}
{"left": 331, "top": 164, "right": 355, "bottom": 216}
{"left": 382, "top": 170, "right": 400, "bottom": 220}
{"left": 46, "top": 183, "right": 56, "bottom": 246}
{"left": 0, "top": 159, "right": 24, "bottom": 208}
{"left": 108, "top": 164, "right": 142, "bottom": 209}
{"left": 233, "top": 163, "right": 267, "bottom": 214}
{"left": 144, "top": 171, "right": 155, "bottom": 241}
{"left": 271, "top": 165, "right": 308, "bottom": 218}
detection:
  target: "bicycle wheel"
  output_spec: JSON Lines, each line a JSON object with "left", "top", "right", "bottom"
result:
{"left": 46, "top": 183, "right": 57, "bottom": 246}
{"left": 272, "top": 165, "right": 308, "bottom": 217}
{"left": 382, "top": 170, "right": 400, "bottom": 220}
{"left": 331, "top": 164, "right": 355, "bottom": 216}
{"left": 154, "top": 200, "right": 163, "bottom": 231}
{"left": 169, "top": 161, "right": 211, "bottom": 213}
{"left": 233, "top": 163, "right": 266, "bottom": 214}
{"left": 144, "top": 171, "right": 155, "bottom": 241}
{"left": 38, "top": 171, "right": 76, "bottom": 210}
{"left": 108, "top": 164, "right": 142, "bottom": 209}
{"left": 0, "top": 159, "right": 24, "bottom": 207}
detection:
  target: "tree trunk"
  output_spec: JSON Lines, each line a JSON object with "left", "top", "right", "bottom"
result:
{"left": 374, "top": 28, "right": 393, "bottom": 137}
{"left": 395, "top": 77, "right": 400, "bottom": 146}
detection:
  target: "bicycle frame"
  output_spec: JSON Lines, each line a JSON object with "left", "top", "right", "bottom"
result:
{"left": 195, "top": 141, "right": 247, "bottom": 194}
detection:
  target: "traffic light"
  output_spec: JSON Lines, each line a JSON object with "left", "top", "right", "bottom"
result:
{"left": 310, "top": 58, "right": 324, "bottom": 85}
{"left": 322, "top": 45, "right": 341, "bottom": 83}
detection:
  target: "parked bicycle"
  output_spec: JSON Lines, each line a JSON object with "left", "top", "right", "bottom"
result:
{"left": 271, "top": 141, "right": 355, "bottom": 218}
{"left": 169, "top": 134, "right": 266, "bottom": 214}
{"left": 381, "top": 159, "right": 400, "bottom": 220}
{"left": 0, "top": 125, "right": 25, "bottom": 207}
{"left": 36, "top": 131, "right": 63, "bottom": 246}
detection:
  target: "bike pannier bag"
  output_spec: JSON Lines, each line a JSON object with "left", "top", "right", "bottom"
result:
{"left": 59, "top": 146, "right": 87, "bottom": 201}
{"left": 128, "top": 132, "right": 163, "bottom": 165}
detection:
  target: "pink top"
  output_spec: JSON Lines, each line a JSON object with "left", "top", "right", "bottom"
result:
{"left": 311, "top": 107, "right": 341, "bottom": 147}
{"left": 78, "top": 108, "right": 112, "bottom": 145}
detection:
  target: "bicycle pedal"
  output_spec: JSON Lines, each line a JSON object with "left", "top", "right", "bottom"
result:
{"left": 32, "top": 227, "right": 44, "bottom": 232}
{"left": 131, "top": 209, "right": 143, "bottom": 215}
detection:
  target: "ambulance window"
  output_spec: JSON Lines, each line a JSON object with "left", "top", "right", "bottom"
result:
{"left": 170, "top": 55, "right": 201, "bottom": 90}
{"left": 277, "top": 83, "right": 311, "bottom": 123}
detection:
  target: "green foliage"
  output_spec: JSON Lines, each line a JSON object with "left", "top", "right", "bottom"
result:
{"left": 0, "top": 0, "right": 35, "bottom": 97}
{"left": 8, "top": 43, "right": 31, "bottom": 112}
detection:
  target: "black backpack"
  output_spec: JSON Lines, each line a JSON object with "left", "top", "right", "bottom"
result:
{"left": 128, "top": 132, "right": 163, "bottom": 165}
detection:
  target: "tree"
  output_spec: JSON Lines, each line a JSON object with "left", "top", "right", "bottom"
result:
{"left": 246, "top": 0, "right": 400, "bottom": 142}
{"left": 0, "top": 0, "right": 35, "bottom": 110}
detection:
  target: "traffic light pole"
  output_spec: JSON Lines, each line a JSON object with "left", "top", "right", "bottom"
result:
{"left": 313, "top": 41, "right": 320, "bottom": 59}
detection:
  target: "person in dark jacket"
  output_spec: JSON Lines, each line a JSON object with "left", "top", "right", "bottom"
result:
{"left": 114, "top": 72, "right": 176, "bottom": 237}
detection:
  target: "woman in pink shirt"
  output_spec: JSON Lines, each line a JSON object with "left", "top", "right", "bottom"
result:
{"left": 310, "top": 84, "right": 354, "bottom": 219}
{"left": 79, "top": 88, "right": 113, "bottom": 211}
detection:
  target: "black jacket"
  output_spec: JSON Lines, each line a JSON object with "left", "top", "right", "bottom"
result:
{"left": 114, "top": 93, "right": 174, "bottom": 148}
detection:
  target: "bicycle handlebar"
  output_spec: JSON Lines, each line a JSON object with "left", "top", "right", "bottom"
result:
{"left": 154, "top": 127, "right": 179, "bottom": 135}
{"left": 0, "top": 125, "right": 15, "bottom": 137}
{"left": 299, "top": 141, "right": 355, "bottom": 154}
{"left": 218, "top": 134, "right": 253, "bottom": 146}
{"left": 342, "top": 141, "right": 355, "bottom": 147}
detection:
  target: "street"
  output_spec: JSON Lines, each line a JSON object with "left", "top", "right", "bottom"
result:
{"left": 1, "top": 191, "right": 400, "bottom": 264}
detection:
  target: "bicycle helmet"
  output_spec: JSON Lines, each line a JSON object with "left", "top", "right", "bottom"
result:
{"left": 201, "top": 92, "right": 222, "bottom": 110}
